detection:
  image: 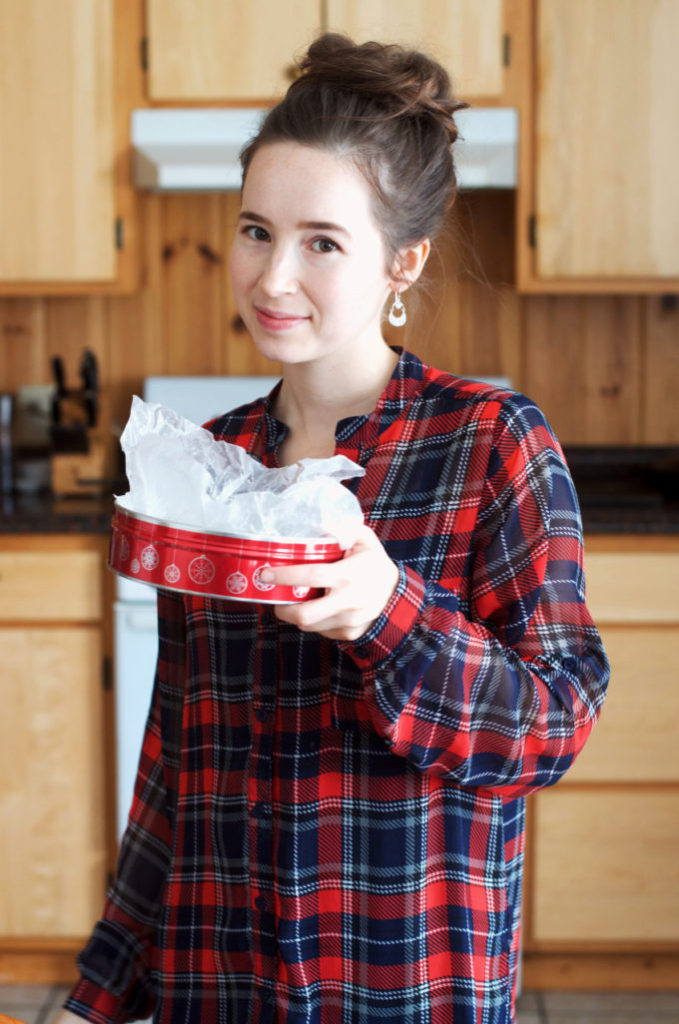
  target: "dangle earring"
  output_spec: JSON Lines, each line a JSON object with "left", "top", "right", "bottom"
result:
{"left": 388, "top": 291, "right": 407, "bottom": 328}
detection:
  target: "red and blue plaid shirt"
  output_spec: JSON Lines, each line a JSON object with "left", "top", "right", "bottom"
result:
{"left": 67, "top": 349, "right": 608, "bottom": 1024}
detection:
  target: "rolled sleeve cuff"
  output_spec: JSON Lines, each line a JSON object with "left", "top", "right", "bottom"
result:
{"left": 64, "top": 979, "right": 123, "bottom": 1024}
{"left": 340, "top": 564, "right": 426, "bottom": 671}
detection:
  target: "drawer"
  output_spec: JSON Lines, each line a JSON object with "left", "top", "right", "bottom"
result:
{"left": 531, "top": 788, "right": 679, "bottom": 945}
{"left": 585, "top": 552, "right": 679, "bottom": 623}
{"left": 565, "top": 626, "right": 679, "bottom": 783}
{"left": 0, "top": 550, "right": 102, "bottom": 621}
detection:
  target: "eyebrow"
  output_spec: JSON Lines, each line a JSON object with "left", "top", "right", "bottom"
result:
{"left": 239, "top": 211, "right": 349, "bottom": 236}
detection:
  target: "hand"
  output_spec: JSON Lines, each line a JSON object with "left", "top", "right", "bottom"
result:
{"left": 263, "top": 523, "right": 399, "bottom": 641}
{"left": 50, "top": 1011, "right": 86, "bottom": 1024}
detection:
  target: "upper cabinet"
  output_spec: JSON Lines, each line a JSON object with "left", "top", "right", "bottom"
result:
{"left": 325, "top": 0, "right": 512, "bottom": 104}
{"left": 517, "top": 0, "right": 679, "bottom": 293}
{"left": 146, "top": 0, "right": 322, "bottom": 102}
{"left": 0, "top": 0, "right": 141, "bottom": 295}
{"left": 145, "top": 0, "right": 521, "bottom": 107}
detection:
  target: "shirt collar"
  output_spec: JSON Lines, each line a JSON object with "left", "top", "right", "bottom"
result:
{"left": 259, "top": 347, "right": 426, "bottom": 458}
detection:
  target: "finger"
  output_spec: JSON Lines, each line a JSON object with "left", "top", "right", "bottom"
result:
{"left": 258, "top": 560, "right": 343, "bottom": 591}
{"left": 274, "top": 589, "right": 344, "bottom": 629}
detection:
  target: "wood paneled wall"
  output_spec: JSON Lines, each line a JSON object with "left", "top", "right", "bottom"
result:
{"left": 1, "top": 190, "right": 677, "bottom": 460}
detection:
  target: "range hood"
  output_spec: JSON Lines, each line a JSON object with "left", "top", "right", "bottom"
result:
{"left": 131, "top": 107, "right": 518, "bottom": 192}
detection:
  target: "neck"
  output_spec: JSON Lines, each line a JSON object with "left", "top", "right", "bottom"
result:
{"left": 275, "top": 342, "right": 399, "bottom": 437}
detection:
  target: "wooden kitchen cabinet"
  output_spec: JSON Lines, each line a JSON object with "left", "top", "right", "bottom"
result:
{"left": 524, "top": 536, "right": 679, "bottom": 988}
{"left": 532, "top": 788, "right": 679, "bottom": 944}
{"left": 0, "top": 0, "right": 142, "bottom": 295}
{"left": 517, "top": 0, "right": 679, "bottom": 292}
{"left": 146, "top": 0, "right": 321, "bottom": 102}
{"left": 145, "top": 0, "right": 525, "bottom": 106}
{"left": 0, "top": 536, "right": 110, "bottom": 983}
{"left": 325, "top": 0, "right": 524, "bottom": 104}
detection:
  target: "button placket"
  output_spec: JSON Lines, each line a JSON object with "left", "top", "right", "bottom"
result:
{"left": 248, "top": 613, "right": 278, "bottom": 984}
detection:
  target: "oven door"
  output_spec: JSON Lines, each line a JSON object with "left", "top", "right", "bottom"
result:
{"left": 114, "top": 597, "right": 159, "bottom": 839}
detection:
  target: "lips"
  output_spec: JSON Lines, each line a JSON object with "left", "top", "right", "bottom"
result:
{"left": 254, "top": 306, "right": 310, "bottom": 332}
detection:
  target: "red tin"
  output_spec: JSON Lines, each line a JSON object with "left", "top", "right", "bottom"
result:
{"left": 108, "top": 503, "right": 343, "bottom": 603}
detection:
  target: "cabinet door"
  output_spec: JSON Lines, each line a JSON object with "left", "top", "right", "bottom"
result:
{"left": 530, "top": 0, "right": 679, "bottom": 286}
{"left": 326, "top": 0, "right": 506, "bottom": 101}
{"left": 0, "top": 1, "right": 116, "bottom": 283}
{"left": 147, "top": 0, "right": 321, "bottom": 101}
{"left": 565, "top": 549, "right": 679, "bottom": 782}
{"left": 531, "top": 789, "right": 679, "bottom": 945}
{"left": 0, "top": 627, "right": 106, "bottom": 936}
{"left": 565, "top": 626, "right": 679, "bottom": 783}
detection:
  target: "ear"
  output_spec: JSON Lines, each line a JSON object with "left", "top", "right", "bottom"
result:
{"left": 390, "top": 238, "right": 431, "bottom": 291}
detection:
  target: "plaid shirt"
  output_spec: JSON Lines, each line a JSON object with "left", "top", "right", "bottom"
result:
{"left": 67, "top": 349, "right": 608, "bottom": 1024}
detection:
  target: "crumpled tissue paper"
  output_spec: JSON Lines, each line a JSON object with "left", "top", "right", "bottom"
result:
{"left": 116, "top": 396, "right": 366, "bottom": 547}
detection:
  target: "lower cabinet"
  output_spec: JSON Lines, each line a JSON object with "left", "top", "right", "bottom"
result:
{"left": 524, "top": 536, "right": 679, "bottom": 988}
{"left": 0, "top": 536, "right": 109, "bottom": 982}
{"left": 2, "top": 534, "right": 677, "bottom": 985}
{"left": 532, "top": 788, "right": 679, "bottom": 945}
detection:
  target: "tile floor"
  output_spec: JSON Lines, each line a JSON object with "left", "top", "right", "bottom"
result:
{"left": 0, "top": 986, "right": 678, "bottom": 1023}
{"left": 0, "top": 985, "right": 72, "bottom": 1024}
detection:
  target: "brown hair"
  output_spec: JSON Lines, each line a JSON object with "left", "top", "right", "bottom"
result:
{"left": 240, "top": 33, "right": 467, "bottom": 270}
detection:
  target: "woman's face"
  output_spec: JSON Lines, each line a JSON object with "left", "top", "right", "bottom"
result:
{"left": 230, "top": 142, "right": 396, "bottom": 369}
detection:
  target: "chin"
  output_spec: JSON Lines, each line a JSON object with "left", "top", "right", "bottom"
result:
{"left": 249, "top": 334, "right": 314, "bottom": 367}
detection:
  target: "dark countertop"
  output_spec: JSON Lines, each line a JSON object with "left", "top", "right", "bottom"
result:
{"left": 563, "top": 445, "right": 679, "bottom": 535}
{"left": 0, "top": 492, "right": 115, "bottom": 535}
{"left": 1, "top": 447, "right": 678, "bottom": 536}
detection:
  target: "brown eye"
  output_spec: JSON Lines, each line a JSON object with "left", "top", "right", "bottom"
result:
{"left": 311, "top": 237, "right": 339, "bottom": 253}
{"left": 245, "top": 225, "right": 270, "bottom": 242}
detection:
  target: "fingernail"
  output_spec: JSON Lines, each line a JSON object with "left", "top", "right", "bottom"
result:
{"left": 259, "top": 568, "right": 275, "bottom": 583}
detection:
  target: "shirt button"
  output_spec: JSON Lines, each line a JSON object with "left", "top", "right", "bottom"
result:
{"left": 255, "top": 707, "right": 269, "bottom": 722}
{"left": 254, "top": 895, "right": 267, "bottom": 911}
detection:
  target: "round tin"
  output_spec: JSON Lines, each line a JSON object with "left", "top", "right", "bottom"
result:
{"left": 108, "top": 503, "right": 343, "bottom": 603}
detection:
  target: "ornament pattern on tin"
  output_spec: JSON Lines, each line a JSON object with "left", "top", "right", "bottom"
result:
{"left": 118, "top": 535, "right": 130, "bottom": 562}
{"left": 253, "top": 563, "right": 275, "bottom": 592}
{"left": 226, "top": 571, "right": 248, "bottom": 595}
{"left": 141, "top": 545, "right": 159, "bottom": 571}
{"left": 188, "top": 555, "right": 216, "bottom": 585}
{"left": 164, "top": 564, "right": 181, "bottom": 584}
{"left": 130, "top": 557, "right": 141, "bottom": 575}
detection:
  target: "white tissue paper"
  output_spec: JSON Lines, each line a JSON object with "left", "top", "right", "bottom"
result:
{"left": 116, "top": 396, "right": 366, "bottom": 547}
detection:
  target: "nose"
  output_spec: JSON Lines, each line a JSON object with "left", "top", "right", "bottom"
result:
{"left": 259, "top": 244, "right": 298, "bottom": 297}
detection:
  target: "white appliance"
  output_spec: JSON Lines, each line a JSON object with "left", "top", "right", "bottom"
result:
{"left": 131, "top": 107, "right": 518, "bottom": 191}
{"left": 114, "top": 375, "right": 280, "bottom": 839}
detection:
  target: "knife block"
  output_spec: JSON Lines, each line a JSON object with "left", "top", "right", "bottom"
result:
{"left": 51, "top": 433, "right": 108, "bottom": 497}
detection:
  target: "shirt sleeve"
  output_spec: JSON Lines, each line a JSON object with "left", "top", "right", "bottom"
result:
{"left": 341, "top": 397, "right": 610, "bottom": 798}
{"left": 64, "top": 590, "right": 187, "bottom": 1023}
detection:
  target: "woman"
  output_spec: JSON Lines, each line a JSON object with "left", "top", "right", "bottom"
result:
{"left": 60, "top": 34, "right": 609, "bottom": 1024}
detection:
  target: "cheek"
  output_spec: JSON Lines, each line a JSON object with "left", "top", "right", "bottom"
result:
{"left": 229, "top": 244, "right": 253, "bottom": 300}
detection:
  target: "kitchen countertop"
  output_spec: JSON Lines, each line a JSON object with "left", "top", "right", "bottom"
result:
{"left": 0, "top": 492, "right": 114, "bottom": 534}
{"left": 563, "top": 445, "right": 679, "bottom": 534}
{"left": 1, "top": 448, "right": 678, "bottom": 536}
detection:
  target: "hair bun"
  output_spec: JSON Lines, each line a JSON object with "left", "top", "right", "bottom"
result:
{"left": 242, "top": 33, "right": 466, "bottom": 257}
{"left": 296, "top": 33, "right": 467, "bottom": 146}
